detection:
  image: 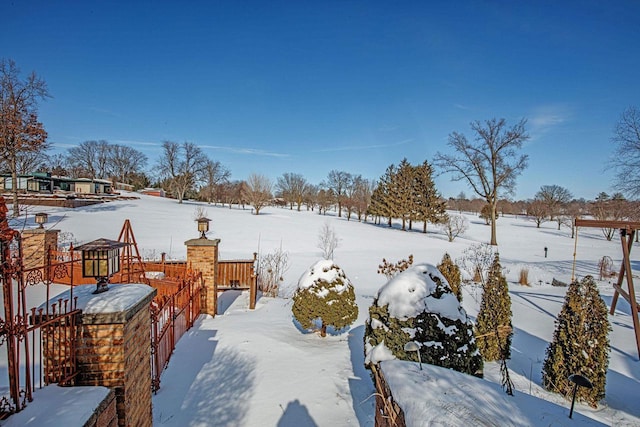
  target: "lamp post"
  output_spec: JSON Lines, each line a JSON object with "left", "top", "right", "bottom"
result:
{"left": 404, "top": 341, "right": 422, "bottom": 370}
{"left": 75, "top": 238, "right": 128, "bottom": 294}
{"left": 34, "top": 212, "right": 48, "bottom": 229}
{"left": 568, "top": 373, "right": 593, "bottom": 419}
{"left": 196, "top": 217, "right": 211, "bottom": 239}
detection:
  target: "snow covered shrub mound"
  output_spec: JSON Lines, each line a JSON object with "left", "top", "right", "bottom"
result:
{"left": 292, "top": 259, "right": 358, "bottom": 337}
{"left": 364, "top": 263, "right": 483, "bottom": 377}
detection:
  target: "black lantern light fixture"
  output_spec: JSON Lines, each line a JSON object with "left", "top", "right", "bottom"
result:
{"left": 34, "top": 212, "right": 48, "bottom": 229}
{"left": 196, "top": 217, "right": 211, "bottom": 239}
{"left": 75, "top": 238, "right": 128, "bottom": 294}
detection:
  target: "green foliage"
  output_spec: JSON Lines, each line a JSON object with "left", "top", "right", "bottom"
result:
{"left": 542, "top": 276, "right": 610, "bottom": 407}
{"left": 365, "top": 265, "right": 483, "bottom": 377}
{"left": 437, "top": 253, "right": 462, "bottom": 301}
{"left": 377, "top": 254, "right": 414, "bottom": 279}
{"left": 292, "top": 262, "right": 358, "bottom": 337}
{"left": 480, "top": 203, "right": 498, "bottom": 225}
{"left": 368, "top": 159, "right": 446, "bottom": 231}
{"left": 475, "top": 253, "right": 513, "bottom": 361}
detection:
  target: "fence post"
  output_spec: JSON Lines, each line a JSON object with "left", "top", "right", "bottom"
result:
{"left": 184, "top": 238, "right": 220, "bottom": 316}
{"left": 74, "top": 284, "right": 157, "bottom": 427}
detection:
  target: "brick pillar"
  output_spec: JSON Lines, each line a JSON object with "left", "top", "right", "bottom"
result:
{"left": 21, "top": 228, "right": 59, "bottom": 269}
{"left": 184, "top": 237, "right": 219, "bottom": 316}
{"left": 74, "top": 284, "right": 157, "bottom": 427}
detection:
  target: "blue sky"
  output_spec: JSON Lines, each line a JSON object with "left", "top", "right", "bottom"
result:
{"left": 2, "top": 1, "right": 639, "bottom": 200}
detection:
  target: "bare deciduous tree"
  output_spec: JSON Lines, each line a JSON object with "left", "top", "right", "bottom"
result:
{"left": 434, "top": 118, "right": 529, "bottom": 245}
{"left": 439, "top": 214, "right": 469, "bottom": 242}
{"left": 526, "top": 199, "right": 549, "bottom": 228}
{"left": 157, "top": 141, "right": 208, "bottom": 203}
{"left": 108, "top": 144, "right": 148, "bottom": 184}
{"left": 324, "top": 170, "right": 352, "bottom": 217}
{"left": 534, "top": 185, "right": 572, "bottom": 229}
{"left": 0, "top": 59, "right": 50, "bottom": 216}
{"left": 276, "top": 173, "right": 308, "bottom": 211}
{"left": 317, "top": 222, "right": 340, "bottom": 260}
{"left": 67, "top": 140, "right": 111, "bottom": 179}
{"left": 242, "top": 173, "right": 272, "bottom": 215}
{"left": 200, "top": 159, "right": 230, "bottom": 204}
{"left": 610, "top": 106, "right": 640, "bottom": 199}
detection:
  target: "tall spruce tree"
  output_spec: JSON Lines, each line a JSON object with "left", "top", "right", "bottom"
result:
{"left": 392, "top": 158, "right": 415, "bottom": 231}
{"left": 542, "top": 275, "right": 610, "bottom": 407}
{"left": 292, "top": 260, "right": 358, "bottom": 337}
{"left": 413, "top": 160, "right": 447, "bottom": 233}
{"left": 437, "top": 253, "right": 462, "bottom": 301}
{"left": 368, "top": 164, "right": 396, "bottom": 226}
{"left": 475, "top": 253, "right": 513, "bottom": 361}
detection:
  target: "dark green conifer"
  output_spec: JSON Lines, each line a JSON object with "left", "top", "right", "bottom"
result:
{"left": 437, "top": 252, "right": 462, "bottom": 301}
{"left": 475, "top": 253, "right": 513, "bottom": 361}
{"left": 542, "top": 275, "right": 610, "bottom": 407}
{"left": 292, "top": 261, "right": 358, "bottom": 337}
{"left": 365, "top": 264, "right": 483, "bottom": 377}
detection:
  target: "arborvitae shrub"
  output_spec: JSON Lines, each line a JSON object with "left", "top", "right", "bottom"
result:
{"left": 292, "top": 260, "right": 358, "bottom": 337}
{"left": 365, "top": 263, "right": 483, "bottom": 377}
{"left": 542, "top": 275, "right": 610, "bottom": 407}
{"left": 475, "top": 253, "right": 513, "bottom": 361}
{"left": 437, "top": 252, "right": 462, "bottom": 301}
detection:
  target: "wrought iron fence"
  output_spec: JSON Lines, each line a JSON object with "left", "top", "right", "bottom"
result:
{"left": 150, "top": 269, "right": 204, "bottom": 392}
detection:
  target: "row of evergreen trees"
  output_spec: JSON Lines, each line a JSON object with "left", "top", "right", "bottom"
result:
{"left": 368, "top": 158, "right": 448, "bottom": 232}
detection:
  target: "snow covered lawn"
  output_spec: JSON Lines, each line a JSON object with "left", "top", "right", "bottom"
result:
{"left": 6, "top": 193, "right": 639, "bottom": 426}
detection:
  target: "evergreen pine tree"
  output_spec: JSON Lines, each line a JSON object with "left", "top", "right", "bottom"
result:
{"left": 292, "top": 260, "right": 358, "bottom": 337}
{"left": 413, "top": 160, "right": 448, "bottom": 233}
{"left": 542, "top": 275, "right": 610, "bottom": 407}
{"left": 475, "top": 253, "right": 513, "bottom": 361}
{"left": 393, "top": 158, "right": 415, "bottom": 231}
{"left": 437, "top": 252, "right": 462, "bottom": 301}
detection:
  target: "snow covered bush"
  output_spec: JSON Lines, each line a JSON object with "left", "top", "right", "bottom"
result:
{"left": 292, "top": 260, "right": 358, "bottom": 337}
{"left": 475, "top": 253, "right": 513, "bottom": 361}
{"left": 542, "top": 275, "right": 610, "bottom": 407}
{"left": 364, "top": 263, "right": 483, "bottom": 377}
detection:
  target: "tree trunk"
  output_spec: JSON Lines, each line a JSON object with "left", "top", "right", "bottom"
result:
{"left": 320, "top": 323, "right": 327, "bottom": 337}
{"left": 11, "top": 167, "right": 19, "bottom": 218}
{"left": 490, "top": 200, "right": 498, "bottom": 245}
{"left": 422, "top": 221, "right": 427, "bottom": 233}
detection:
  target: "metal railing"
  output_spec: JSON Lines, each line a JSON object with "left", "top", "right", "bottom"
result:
{"left": 150, "top": 269, "right": 204, "bottom": 392}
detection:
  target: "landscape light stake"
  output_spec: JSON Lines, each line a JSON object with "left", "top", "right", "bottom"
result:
{"left": 568, "top": 373, "right": 593, "bottom": 419}
{"left": 404, "top": 341, "right": 422, "bottom": 370}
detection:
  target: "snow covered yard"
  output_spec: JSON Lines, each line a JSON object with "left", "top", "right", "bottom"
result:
{"left": 8, "top": 193, "right": 640, "bottom": 426}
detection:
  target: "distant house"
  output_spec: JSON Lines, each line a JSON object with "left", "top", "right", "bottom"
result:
{"left": 139, "top": 188, "right": 165, "bottom": 197}
{"left": 114, "top": 182, "right": 134, "bottom": 192}
{"left": 0, "top": 172, "right": 53, "bottom": 193}
{"left": 72, "top": 177, "right": 113, "bottom": 194}
{"left": 0, "top": 173, "right": 114, "bottom": 195}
